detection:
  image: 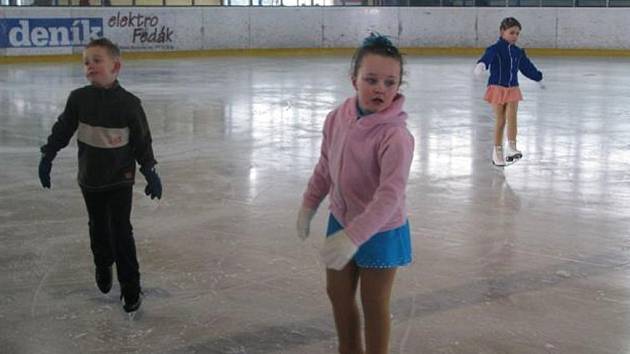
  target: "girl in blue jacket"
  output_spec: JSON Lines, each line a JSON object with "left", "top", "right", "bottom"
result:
{"left": 475, "top": 17, "right": 543, "bottom": 166}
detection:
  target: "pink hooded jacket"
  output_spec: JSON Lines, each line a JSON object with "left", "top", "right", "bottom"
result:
{"left": 302, "top": 94, "right": 414, "bottom": 246}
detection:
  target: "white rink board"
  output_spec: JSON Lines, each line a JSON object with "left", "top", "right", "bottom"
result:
{"left": 0, "top": 7, "right": 627, "bottom": 56}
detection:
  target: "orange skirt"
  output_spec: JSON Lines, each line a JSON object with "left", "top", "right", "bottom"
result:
{"left": 484, "top": 85, "right": 523, "bottom": 105}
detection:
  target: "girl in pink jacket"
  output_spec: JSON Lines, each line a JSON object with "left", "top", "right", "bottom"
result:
{"left": 296, "top": 33, "right": 414, "bottom": 354}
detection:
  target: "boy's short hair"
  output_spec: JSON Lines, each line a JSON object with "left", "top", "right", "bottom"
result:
{"left": 86, "top": 37, "right": 121, "bottom": 59}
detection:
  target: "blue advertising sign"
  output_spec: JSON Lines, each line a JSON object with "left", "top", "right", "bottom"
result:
{"left": 0, "top": 18, "right": 103, "bottom": 48}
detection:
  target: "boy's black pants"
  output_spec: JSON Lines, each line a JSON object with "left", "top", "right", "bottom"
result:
{"left": 81, "top": 186, "right": 140, "bottom": 294}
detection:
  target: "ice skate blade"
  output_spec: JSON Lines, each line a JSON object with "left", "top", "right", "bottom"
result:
{"left": 505, "top": 154, "right": 522, "bottom": 162}
{"left": 126, "top": 308, "right": 142, "bottom": 321}
{"left": 505, "top": 156, "right": 522, "bottom": 166}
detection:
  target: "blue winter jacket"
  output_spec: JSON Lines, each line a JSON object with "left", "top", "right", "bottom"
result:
{"left": 477, "top": 37, "right": 543, "bottom": 87}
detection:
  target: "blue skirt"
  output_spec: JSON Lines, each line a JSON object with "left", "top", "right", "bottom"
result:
{"left": 326, "top": 214, "right": 412, "bottom": 268}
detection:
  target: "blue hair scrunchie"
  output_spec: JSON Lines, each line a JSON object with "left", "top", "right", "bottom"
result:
{"left": 361, "top": 32, "right": 395, "bottom": 49}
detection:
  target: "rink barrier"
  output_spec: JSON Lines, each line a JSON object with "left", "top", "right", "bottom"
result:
{"left": 2, "top": 47, "right": 630, "bottom": 64}
{"left": 0, "top": 7, "right": 628, "bottom": 60}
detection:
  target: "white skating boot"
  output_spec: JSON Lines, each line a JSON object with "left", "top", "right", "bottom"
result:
{"left": 505, "top": 141, "right": 522, "bottom": 162}
{"left": 492, "top": 145, "right": 506, "bottom": 166}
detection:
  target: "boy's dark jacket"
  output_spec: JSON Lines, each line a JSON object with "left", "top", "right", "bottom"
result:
{"left": 477, "top": 37, "right": 543, "bottom": 87}
{"left": 41, "top": 81, "right": 156, "bottom": 191}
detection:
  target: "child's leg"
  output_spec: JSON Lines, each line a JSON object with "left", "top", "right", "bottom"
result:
{"left": 107, "top": 186, "right": 140, "bottom": 294}
{"left": 359, "top": 268, "right": 397, "bottom": 354}
{"left": 505, "top": 101, "right": 519, "bottom": 143}
{"left": 81, "top": 189, "right": 114, "bottom": 269}
{"left": 492, "top": 103, "right": 507, "bottom": 146}
{"left": 327, "top": 262, "right": 363, "bottom": 354}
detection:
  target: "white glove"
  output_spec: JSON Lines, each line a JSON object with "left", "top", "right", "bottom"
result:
{"left": 296, "top": 207, "right": 316, "bottom": 241}
{"left": 538, "top": 80, "right": 546, "bottom": 90}
{"left": 320, "top": 230, "right": 358, "bottom": 270}
{"left": 473, "top": 62, "right": 486, "bottom": 77}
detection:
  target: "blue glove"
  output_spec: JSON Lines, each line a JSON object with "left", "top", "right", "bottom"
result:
{"left": 38, "top": 156, "right": 53, "bottom": 189}
{"left": 140, "top": 166, "right": 162, "bottom": 200}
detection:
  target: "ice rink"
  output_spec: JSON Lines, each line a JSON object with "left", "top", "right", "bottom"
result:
{"left": 1, "top": 54, "right": 630, "bottom": 353}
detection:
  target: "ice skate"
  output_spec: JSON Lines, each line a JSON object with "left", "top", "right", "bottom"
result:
{"left": 505, "top": 142, "right": 522, "bottom": 162}
{"left": 492, "top": 145, "right": 506, "bottom": 167}
{"left": 121, "top": 287, "right": 143, "bottom": 319}
{"left": 95, "top": 266, "right": 112, "bottom": 294}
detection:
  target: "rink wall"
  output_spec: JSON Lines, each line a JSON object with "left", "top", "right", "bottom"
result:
{"left": 1, "top": 7, "right": 629, "bottom": 60}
